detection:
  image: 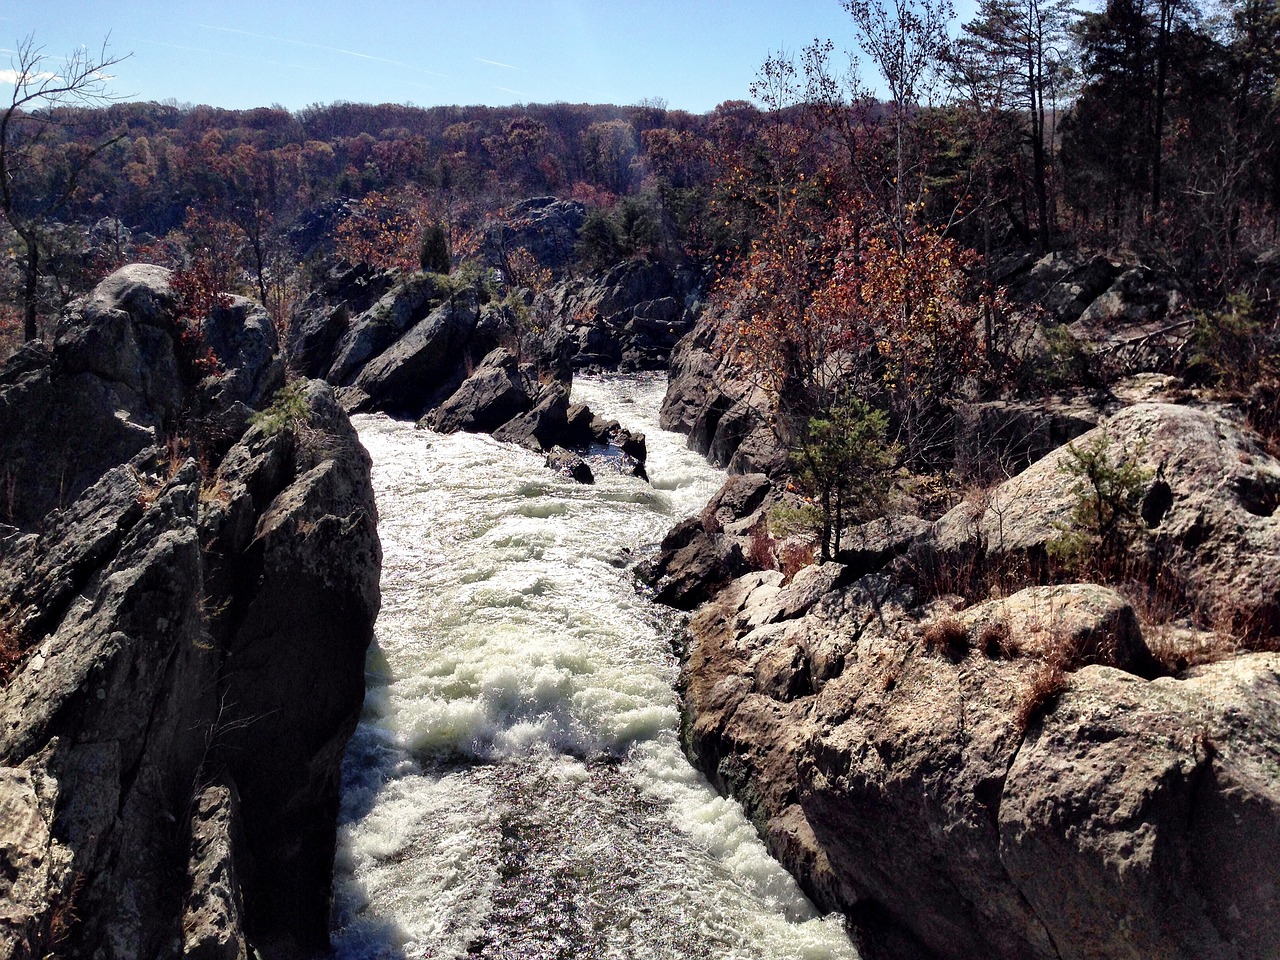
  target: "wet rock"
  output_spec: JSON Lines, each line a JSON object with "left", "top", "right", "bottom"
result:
{"left": 545, "top": 446, "right": 594, "bottom": 484}
{"left": 493, "top": 383, "right": 571, "bottom": 452}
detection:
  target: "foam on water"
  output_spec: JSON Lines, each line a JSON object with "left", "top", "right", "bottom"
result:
{"left": 335, "top": 374, "right": 859, "bottom": 959}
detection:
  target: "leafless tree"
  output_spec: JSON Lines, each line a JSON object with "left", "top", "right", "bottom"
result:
{"left": 0, "top": 36, "right": 129, "bottom": 340}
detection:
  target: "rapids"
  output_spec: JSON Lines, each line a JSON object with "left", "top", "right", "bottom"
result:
{"left": 333, "top": 374, "right": 858, "bottom": 959}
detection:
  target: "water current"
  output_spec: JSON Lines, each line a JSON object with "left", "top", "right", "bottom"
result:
{"left": 334, "top": 374, "right": 858, "bottom": 960}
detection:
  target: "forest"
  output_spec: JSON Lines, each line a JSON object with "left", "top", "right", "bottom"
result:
{"left": 2, "top": 0, "right": 1277, "bottom": 464}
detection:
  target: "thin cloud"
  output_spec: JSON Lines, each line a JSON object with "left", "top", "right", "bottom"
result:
{"left": 494, "top": 85, "right": 526, "bottom": 97}
{"left": 0, "top": 68, "right": 58, "bottom": 85}
{"left": 140, "top": 38, "right": 319, "bottom": 72}
{"left": 196, "top": 23, "right": 447, "bottom": 78}
{"left": 476, "top": 58, "right": 519, "bottom": 70}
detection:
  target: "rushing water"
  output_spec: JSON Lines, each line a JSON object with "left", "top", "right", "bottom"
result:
{"left": 334, "top": 374, "right": 858, "bottom": 960}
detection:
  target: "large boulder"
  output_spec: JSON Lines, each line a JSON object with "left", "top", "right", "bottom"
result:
{"left": 679, "top": 565, "right": 1280, "bottom": 960}
{"left": 423, "top": 347, "right": 530, "bottom": 434}
{"left": 0, "top": 267, "right": 381, "bottom": 958}
{"left": 340, "top": 291, "right": 487, "bottom": 417}
{"left": 932, "top": 402, "right": 1280, "bottom": 633}
{"left": 482, "top": 197, "right": 585, "bottom": 274}
{"left": 326, "top": 273, "right": 442, "bottom": 386}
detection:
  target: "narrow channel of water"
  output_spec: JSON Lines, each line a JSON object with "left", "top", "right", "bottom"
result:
{"left": 334, "top": 374, "right": 858, "bottom": 959}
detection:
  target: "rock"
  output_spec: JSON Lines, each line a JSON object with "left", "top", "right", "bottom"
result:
{"left": 482, "top": 197, "right": 585, "bottom": 274}
{"left": 933, "top": 402, "right": 1280, "bottom": 633}
{"left": 424, "top": 347, "right": 530, "bottom": 434}
{"left": 677, "top": 555, "right": 1280, "bottom": 960}
{"left": 836, "top": 515, "right": 932, "bottom": 578}
{"left": 953, "top": 398, "right": 1098, "bottom": 483}
{"left": 538, "top": 258, "right": 701, "bottom": 371}
{"left": 646, "top": 526, "right": 748, "bottom": 611}
{"left": 1009, "top": 251, "right": 1122, "bottom": 324}
{"left": 0, "top": 265, "right": 184, "bottom": 528}
{"left": 287, "top": 261, "right": 398, "bottom": 379}
{"left": 545, "top": 446, "right": 594, "bottom": 484}
{"left": 182, "top": 779, "right": 249, "bottom": 960}
{"left": 702, "top": 473, "right": 773, "bottom": 534}
{"left": 343, "top": 292, "right": 487, "bottom": 417}
{"left": 955, "top": 583, "right": 1154, "bottom": 674}
{"left": 0, "top": 268, "right": 381, "bottom": 957}
{"left": 201, "top": 295, "right": 285, "bottom": 412}
{"left": 1001, "top": 654, "right": 1280, "bottom": 960}
{"left": 493, "top": 383, "right": 570, "bottom": 453}
{"left": 660, "top": 317, "right": 783, "bottom": 474}
{"left": 327, "top": 273, "right": 441, "bottom": 385}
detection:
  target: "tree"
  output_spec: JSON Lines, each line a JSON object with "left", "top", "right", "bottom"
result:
{"left": 786, "top": 396, "right": 898, "bottom": 561}
{"left": 958, "top": 0, "right": 1073, "bottom": 250}
{"left": 0, "top": 36, "right": 128, "bottom": 340}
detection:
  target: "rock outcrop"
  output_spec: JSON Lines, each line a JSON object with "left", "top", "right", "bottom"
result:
{"left": 932, "top": 402, "right": 1280, "bottom": 634}
{"left": 0, "top": 266, "right": 380, "bottom": 959}
{"left": 680, "top": 566, "right": 1280, "bottom": 960}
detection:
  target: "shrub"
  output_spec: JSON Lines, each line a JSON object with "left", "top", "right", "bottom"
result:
{"left": 251, "top": 381, "right": 311, "bottom": 437}
{"left": 1049, "top": 430, "right": 1151, "bottom": 576}
{"left": 779, "top": 541, "right": 815, "bottom": 581}
{"left": 745, "top": 518, "right": 776, "bottom": 571}
{"left": 1013, "top": 662, "right": 1068, "bottom": 732}
{"left": 979, "top": 619, "right": 1018, "bottom": 659}
{"left": 419, "top": 222, "right": 452, "bottom": 274}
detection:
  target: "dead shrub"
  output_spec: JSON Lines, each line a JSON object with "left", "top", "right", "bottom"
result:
{"left": 979, "top": 619, "right": 1019, "bottom": 659}
{"left": 923, "top": 616, "right": 970, "bottom": 660}
{"left": 0, "top": 619, "right": 22, "bottom": 686}
{"left": 1014, "top": 662, "right": 1068, "bottom": 732}
{"left": 779, "top": 541, "right": 815, "bottom": 581}
{"left": 745, "top": 518, "right": 776, "bottom": 572}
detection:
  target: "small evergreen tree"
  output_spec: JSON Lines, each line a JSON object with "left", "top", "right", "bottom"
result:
{"left": 419, "top": 222, "right": 452, "bottom": 274}
{"left": 782, "top": 397, "right": 899, "bottom": 562}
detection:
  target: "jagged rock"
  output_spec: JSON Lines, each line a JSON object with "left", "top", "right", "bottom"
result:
{"left": 341, "top": 292, "right": 488, "bottom": 417}
{"left": 202, "top": 295, "right": 285, "bottom": 412}
{"left": 424, "top": 347, "right": 530, "bottom": 434}
{"left": 1008, "top": 251, "right": 1122, "bottom": 324}
{"left": 660, "top": 318, "right": 782, "bottom": 474}
{"left": 678, "top": 565, "right": 1280, "bottom": 960}
{"left": 836, "top": 515, "right": 932, "bottom": 578}
{"left": 1000, "top": 654, "right": 1280, "bottom": 960}
{"left": 288, "top": 262, "right": 398, "bottom": 379}
{"left": 482, "top": 197, "right": 585, "bottom": 274}
{"left": 539, "top": 258, "right": 701, "bottom": 371}
{"left": 327, "top": 273, "right": 442, "bottom": 386}
{"left": 545, "top": 446, "right": 593, "bottom": 484}
{"left": 933, "top": 402, "right": 1280, "bottom": 632}
{"left": 643, "top": 520, "right": 747, "bottom": 610}
{"left": 0, "top": 267, "right": 381, "bottom": 958}
{"left": 953, "top": 399, "right": 1098, "bottom": 482}
{"left": 493, "top": 383, "right": 570, "bottom": 453}
{"left": 182, "top": 779, "right": 249, "bottom": 960}
{"left": 702, "top": 473, "right": 773, "bottom": 534}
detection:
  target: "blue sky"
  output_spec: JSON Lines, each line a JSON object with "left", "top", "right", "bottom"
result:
{"left": 2, "top": 1, "right": 978, "bottom": 113}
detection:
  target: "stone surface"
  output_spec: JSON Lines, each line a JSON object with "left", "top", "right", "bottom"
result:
{"left": 933, "top": 402, "right": 1280, "bottom": 632}
{"left": 675, "top": 559, "right": 1279, "bottom": 960}
{"left": 424, "top": 347, "right": 530, "bottom": 434}
{"left": 0, "top": 267, "right": 381, "bottom": 959}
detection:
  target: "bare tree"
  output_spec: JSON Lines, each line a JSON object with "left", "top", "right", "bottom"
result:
{"left": 0, "top": 36, "right": 129, "bottom": 340}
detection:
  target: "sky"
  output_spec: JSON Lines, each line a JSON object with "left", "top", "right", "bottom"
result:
{"left": 1, "top": 0, "right": 978, "bottom": 114}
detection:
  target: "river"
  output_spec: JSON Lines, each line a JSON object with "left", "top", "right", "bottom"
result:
{"left": 334, "top": 374, "right": 858, "bottom": 960}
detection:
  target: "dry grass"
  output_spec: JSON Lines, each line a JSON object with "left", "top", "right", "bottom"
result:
{"left": 922, "top": 617, "right": 970, "bottom": 660}
{"left": 979, "top": 619, "right": 1020, "bottom": 659}
{"left": 0, "top": 618, "right": 22, "bottom": 686}
{"left": 745, "top": 518, "right": 776, "bottom": 572}
{"left": 1013, "top": 662, "right": 1068, "bottom": 732}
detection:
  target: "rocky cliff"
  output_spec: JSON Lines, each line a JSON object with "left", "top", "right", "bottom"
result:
{"left": 653, "top": 255, "right": 1280, "bottom": 960}
{"left": 0, "top": 265, "right": 380, "bottom": 959}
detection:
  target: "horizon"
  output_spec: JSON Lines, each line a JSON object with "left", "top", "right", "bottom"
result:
{"left": 3, "top": 0, "right": 978, "bottom": 115}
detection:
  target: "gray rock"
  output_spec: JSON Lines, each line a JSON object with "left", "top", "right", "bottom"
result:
{"left": 424, "top": 347, "right": 530, "bottom": 434}
{"left": 182, "top": 779, "right": 248, "bottom": 960}
{"left": 327, "top": 273, "right": 441, "bottom": 385}
{"left": 345, "top": 293, "right": 485, "bottom": 416}
{"left": 493, "top": 383, "right": 570, "bottom": 453}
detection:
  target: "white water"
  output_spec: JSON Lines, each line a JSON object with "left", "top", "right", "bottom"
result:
{"left": 334, "top": 374, "right": 858, "bottom": 960}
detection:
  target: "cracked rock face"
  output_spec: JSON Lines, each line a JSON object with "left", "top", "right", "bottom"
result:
{"left": 0, "top": 265, "right": 380, "bottom": 959}
{"left": 681, "top": 568, "right": 1280, "bottom": 960}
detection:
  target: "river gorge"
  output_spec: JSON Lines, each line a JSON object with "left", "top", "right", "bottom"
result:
{"left": 333, "top": 375, "right": 858, "bottom": 959}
